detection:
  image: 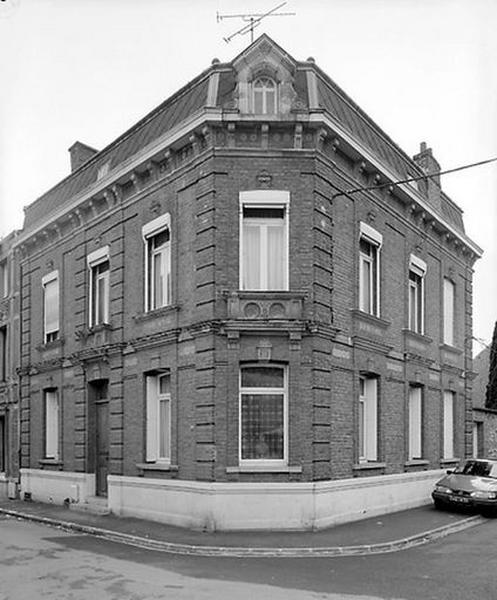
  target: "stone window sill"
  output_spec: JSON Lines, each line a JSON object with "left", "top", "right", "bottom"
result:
{"left": 402, "top": 329, "right": 433, "bottom": 344}
{"left": 133, "top": 305, "right": 179, "bottom": 323}
{"left": 136, "top": 462, "right": 178, "bottom": 472}
{"left": 39, "top": 459, "right": 63, "bottom": 469}
{"left": 404, "top": 459, "right": 430, "bottom": 468}
{"left": 439, "top": 344, "right": 463, "bottom": 355}
{"left": 352, "top": 462, "right": 387, "bottom": 471}
{"left": 350, "top": 310, "right": 391, "bottom": 330}
{"left": 36, "top": 338, "right": 64, "bottom": 352}
{"left": 440, "top": 457, "right": 460, "bottom": 467}
{"left": 226, "top": 465, "right": 302, "bottom": 474}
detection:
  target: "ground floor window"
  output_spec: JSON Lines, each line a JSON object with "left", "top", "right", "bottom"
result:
{"left": 0, "top": 415, "right": 5, "bottom": 472}
{"left": 443, "top": 391, "right": 455, "bottom": 459}
{"left": 44, "top": 390, "right": 60, "bottom": 460}
{"left": 146, "top": 372, "right": 171, "bottom": 463}
{"left": 359, "top": 376, "right": 378, "bottom": 462}
{"left": 408, "top": 386, "right": 423, "bottom": 460}
{"left": 239, "top": 365, "right": 286, "bottom": 463}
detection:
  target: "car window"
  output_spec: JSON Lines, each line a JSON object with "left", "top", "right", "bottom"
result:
{"left": 454, "top": 460, "right": 497, "bottom": 478}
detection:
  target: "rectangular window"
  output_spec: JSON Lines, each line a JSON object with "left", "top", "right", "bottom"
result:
{"left": 44, "top": 390, "right": 60, "bottom": 460}
{"left": 408, "top": 386, "right": 423, "bottom": 459}
{"left": 443, "top": 278, "right": 455, "bottom": 346}
{"left": 0, "top": 326, "right": 6, "bottom": 382}
{"left": 359, "top": 223, "right": 382, "bottom": 317}
{"left": 0, "top": 415, "right": 5, "bottom": 473}
{"left": 42, "top": 271, "right": 59, "bottom": 343}
{"left": 142, "top": 215, "right": 171, "bottom": 312}
{"left": 472, "top": 422, "right": 484, "bottom": 458}
{"left": 91, "top": 261, "right": 110, "bottom": 326}
{"left": 240, "top": 365, "right": 286, "bottom": 464}
{"left": 408, "top": 255, "right": 426, "bottom": 334}
{"left": 240, "top": 191, "right": 289, "bottom": 291}
{"left": 359, "top": 376, "right": 378, "bottom": 462}
{"left": 443, "top": 391, "right": 455, "bottom": 459}
{"left": 146, "top": 373, "right": 171, "bottom": 463}
{"left": 0, "top": 260, "right": 7, "bottom": 298}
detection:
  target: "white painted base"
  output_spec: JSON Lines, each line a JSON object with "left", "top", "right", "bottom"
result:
{"left": 108, "top": 470, "right": 444, "bottom": 531}
{"left": 20, "top": 469, "right": 96, "bottom": 506}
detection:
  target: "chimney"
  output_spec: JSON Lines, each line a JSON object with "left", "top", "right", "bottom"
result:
{"left": 68, "top": 141, "right": 98, "bottom": 172}
{"left": 413, "top": 142, "right": 441, "bottom": 210}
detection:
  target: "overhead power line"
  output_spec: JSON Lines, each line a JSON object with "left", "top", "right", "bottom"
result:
{"left": 332, "top": 156, "right": 497, "bottom": 200}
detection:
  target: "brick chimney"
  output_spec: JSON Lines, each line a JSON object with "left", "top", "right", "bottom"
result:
{"left": 68, "top": 141, "right": 98, "bottom": 172}
{"left": 413, "top": 142, "right": 441, "bottom": 210}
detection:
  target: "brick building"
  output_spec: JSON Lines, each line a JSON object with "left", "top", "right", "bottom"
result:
{"left": 15, "top": 36, "right": 481, "bottom": 529}
{"left": 0, "top": 231, "right": 20, "bottom": 498}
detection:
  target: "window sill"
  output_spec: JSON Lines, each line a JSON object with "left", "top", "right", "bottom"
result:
{"left": 133, "top": 305, "right": 179, "bottom": 323}
{"left": 402, "top": 329, "right": 433, "bottom": 344}
{"left": 439, "top": 344, "right": 463, "bottom": 355}
{"left": 36, "top": 338, "right": 64, "bottom": 352}
{"left": 352, "top": 462, "right": 387, "bottom": 471}
{"left": 350, "top": 310, "right": 390, "bottom": 330}
{"left": 136, "top": 462, "right": 178, "bottom": 472}
{"left": 440, "top": 457, "right": 460, "bottom": 466}
{"left": 39, "top": 459, "right": 63, "bottom": 469}
{"left": 227, "top": 465, "right": 302, "bottom": 474}
{"left": 404, "top": 459, "right": 430, "bottom": 468}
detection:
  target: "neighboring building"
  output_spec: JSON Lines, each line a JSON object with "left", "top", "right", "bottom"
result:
{"left": 15, "top": 36, "right": 482, "bottom": 530}
{"left": 0, "top": 231, "right": 20, "bottom": 498}
{"left": 472, "top": 346, "right": 497, "bottom": 458}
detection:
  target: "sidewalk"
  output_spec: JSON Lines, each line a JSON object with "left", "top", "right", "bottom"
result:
{"left": 0, "top": 498, "right": 484, "bottom": 558}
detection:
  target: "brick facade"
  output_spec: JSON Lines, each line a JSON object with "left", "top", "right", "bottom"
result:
{"left": 11, "top": 36, "right": 482, "bottom": 525}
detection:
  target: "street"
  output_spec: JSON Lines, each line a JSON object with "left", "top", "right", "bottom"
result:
{"left": 1, "top": 514, "right": 497, "bottom": 600}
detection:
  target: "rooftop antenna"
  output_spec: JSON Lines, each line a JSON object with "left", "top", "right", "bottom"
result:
{"left": 217, "top": 1, "right": 295, "bottom": 44}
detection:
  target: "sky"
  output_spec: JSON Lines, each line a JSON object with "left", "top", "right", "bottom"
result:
{"left": 0, "top": 0, "right": 496, "bottom": 349}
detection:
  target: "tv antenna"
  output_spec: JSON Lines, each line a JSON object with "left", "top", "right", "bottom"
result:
{"left": 217, "top": 1, "right": 295, "bottom": 44}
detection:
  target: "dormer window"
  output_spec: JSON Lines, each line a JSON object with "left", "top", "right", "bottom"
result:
{"left": 253, "top": 77, "right": 277, "bottom": 114}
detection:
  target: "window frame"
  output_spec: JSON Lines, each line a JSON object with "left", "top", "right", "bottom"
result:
{"left": 359, "top": 222, "right": 382, "bottom": 317}
{"left": 0, "top": 326, "right": 6, "bottom": 383}
{"left": 142, "top": 214, "right": 171, "bottom": 312}
{"left": 145, "top": 372, "right": 171, "bottom": 464}
{"left": 408, "top": 385, "right": 423, "bottom": 460}
{"left": 87, "top": 246, "right": 110, "bottom": 327}
{"left": 44, "top": 389, "right": 60, "bottom": 461}
{"left": 239, "top": 364, "right": 288, "bottom": 466}
{"left": 408, "top": 255, "right": 426, "bottom": 335}
{"left": 239, "top": 190, "right": 290, "bottom": 292}
{"left": 252, "top": 76, "right": 277, "bottom": 115}
{"left": 443, "top": 277, "right": 455, "bottom": 346}
{"left": 443, "top": 390, "right": 455, "bottom": 459}
{"left": 358, "top": 376, "right": 378, "bottom": 462}
{"left": 0, "top": 260, "right": 8, "bottom": 298}
{"left": 42, "top": 270, "right": 59, "bottom": 344}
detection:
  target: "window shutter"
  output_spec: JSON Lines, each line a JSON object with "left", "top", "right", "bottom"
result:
{"left": 365, "top": 378, "right": 377, "bottom": 461}
{"left": 409, "top": 387, "right": 422, "bottom": 459}
{"left": 146, "top": 376, "right": 158, "bottom": 461}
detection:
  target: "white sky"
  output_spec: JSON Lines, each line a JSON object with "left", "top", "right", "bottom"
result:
{"left": 1, "top": 0, "right": 496, "bottom": 348}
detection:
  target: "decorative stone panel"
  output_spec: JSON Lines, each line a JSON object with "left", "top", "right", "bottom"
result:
{"left": 227, "top": 291, "right": 305, "bottom": 321}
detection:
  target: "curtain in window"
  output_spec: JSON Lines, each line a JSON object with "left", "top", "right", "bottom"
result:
{"left": 242, "top": 223, "right": 261, "bottom": 289}
{"left": 44, "top": 279, "right": 59, "bottom": 334}
{"left": 409, "top": 387, "right": 422, "bottom": 459}
{"left": 443, "top": 391, "right": 454, "bottom": 459}
{"left": 267, "top": 223, "right": 285, "bottom": 289}
{"left": 45, "top": 392, "right": 59, "bottom": 459}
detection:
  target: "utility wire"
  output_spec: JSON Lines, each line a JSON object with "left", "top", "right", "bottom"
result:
{"left": 332, "top": 156, "right": 497, "bottom": 200}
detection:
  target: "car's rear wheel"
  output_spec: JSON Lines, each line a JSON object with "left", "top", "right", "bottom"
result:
{"left": 433, "top": 498, "right": 445, "bottom": 510}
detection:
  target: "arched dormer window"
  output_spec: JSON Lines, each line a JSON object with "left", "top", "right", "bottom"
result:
{"left": 253, "top": 77, "right": 277, "bottom": 115}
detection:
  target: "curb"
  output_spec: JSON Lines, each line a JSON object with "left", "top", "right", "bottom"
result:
{"left": 0, "top": 507, "right": 484, "bottom": 558}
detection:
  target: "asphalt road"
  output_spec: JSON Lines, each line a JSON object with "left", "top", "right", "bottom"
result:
{"left": 1, "top": 514, "right": 497, "bottom": 600}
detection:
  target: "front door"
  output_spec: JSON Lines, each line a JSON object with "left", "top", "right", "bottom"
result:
{"left": 90, "top": 380, "right": 109, "bottom": 497}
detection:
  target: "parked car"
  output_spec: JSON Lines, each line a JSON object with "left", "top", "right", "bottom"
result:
{"left": 432, "top": 458, "right": 497, "bottom": 516}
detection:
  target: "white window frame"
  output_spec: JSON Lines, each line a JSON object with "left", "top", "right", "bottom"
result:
{"left": 408, "top": 385, "right": 423, "bottom": 460}
{"left": 239, "top": 190, "right": 289, "bottom": 291}
{"left": 145, "top": 373, "right": 171, "bottom": 464}
{"left": 0, "top": 260, "right": 8, "bottom": 298}
{"left": 87, "top": 246, "right": 110, "bottom": 327}
{"left": 44, "top": 389, "right": 60, "bottom": 460}
{"left": 252, "top": 76, "right": 277, "bottom": 114}
{"left": 42, "top": 270, "right": 59, "bottom": 343}
{"left": 443, "top": 277, "right": 455, "bottom": 346}
{"left": 142, "top": 214, "right": 171, "bottom": 312}
{"left": 408, "top": 255, "right": 426, "bottom": 335}
{"left": 443, "top": 390, "right": 455, "bottom": 459}
{"left": 239, "top": 364, "right": 288, "bottom": 466}
{"left": 359, "top": 376, "right": 378, "bottom": 462}
{"left": 359, "top": 222, "right": 382, "bottom": 317}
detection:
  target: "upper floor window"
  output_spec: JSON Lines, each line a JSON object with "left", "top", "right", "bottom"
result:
{"left": 408, "top": 255, "right": 426, "bottom": 334}
{"left": 359, "top": 223, "right": 382, "bottom": 317}
{"left": 443, "top": 278, "right": 455, "bottom": 346}
{"left": 239, "top": 365, "right": 287, "bottom": 464}
{"left": 42, "top": 270, "right": 59, "bottom": 343}
{"left": 359, "top": 376, "right": 378, "bottom": 462}
{"left": 253, "top": 77, "right": 277, "bottom": 114}
{"left": 87, "top": 246, "right": 110, "bottom": 327}
{"left": 142, "top": 214, "right": 171, "bottom": 312}
{"left": 240, "top": 190, "right": 289, "bottom": 291}
{"left": 0, "top": 260, "right": 8, "bottom": 298}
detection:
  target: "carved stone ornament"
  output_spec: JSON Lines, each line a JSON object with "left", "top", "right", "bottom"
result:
{"left": 257, "top": 170, "right": 273, "bottom": 188}
{"left": 256, "top": 338, "right": 273, "bottom": 361}
{"left": 150, "top": 200, "right": 161, "bottom": 215}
